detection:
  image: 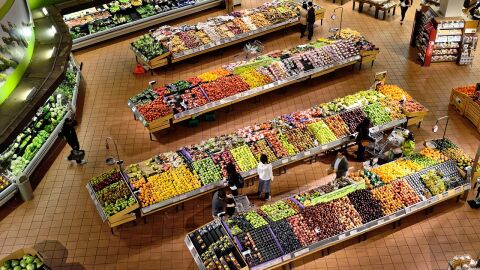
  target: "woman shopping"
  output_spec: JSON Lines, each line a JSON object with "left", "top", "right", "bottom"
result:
{"left": 256, "top": 154, "right": 273, "bottom": 201}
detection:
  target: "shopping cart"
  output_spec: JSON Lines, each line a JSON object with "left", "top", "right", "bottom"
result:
{"left": 243, "top": 40, "right": 264, "bottom": 60}
{"left": 366, "top": 127, "right": 408, "bottom": 162}
{"left": 233, "top": 195, "right": 253, "bottom": 213}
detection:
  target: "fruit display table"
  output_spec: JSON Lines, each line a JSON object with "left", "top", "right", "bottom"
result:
{"left": 450, "top": 85, "right": 480, "bottom": 133}
{"left": 352, "top": 0, "right": 397, "bottom": 20}
{"left": 129, "top": 31, "right": 378, "bottom": 136}
{"left": 130, "top": 1, "right": 326, "bottom": 70}
{"left": 87, "top": 85, "right": 417, "bottom": 221}
{"left": 186, "top": 143, "right": 472, "bottom": 270}
{"left": 85, "top": 169, "right": 140, "bottom": 230}
{"left": 0, "top": 56, "right": 82, "bottom": 207}
{"left": 64, "top": 0, "right": 225, "bottom": 50}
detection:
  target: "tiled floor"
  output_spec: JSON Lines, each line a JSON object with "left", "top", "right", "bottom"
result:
{"left": 1, "top": 0, "right": 480, "bottom": 269}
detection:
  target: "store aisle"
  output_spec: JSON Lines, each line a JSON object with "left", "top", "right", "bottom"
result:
{"left": 0, "top": 0, "right": 479, "bottom": 269}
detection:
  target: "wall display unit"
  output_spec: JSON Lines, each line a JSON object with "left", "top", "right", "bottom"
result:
{"left": 450, "top": 85, "right": 480, "bottom": 134}
{"left": 0, "top": 57, "right": 81, "bottom": 207}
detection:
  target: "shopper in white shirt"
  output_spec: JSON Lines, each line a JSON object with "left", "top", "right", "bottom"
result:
{"left": 399, "top": 0, "right": 412, "bottom": 25}
{"left": 256, "top": 154, "right": 273, "bottom": 201}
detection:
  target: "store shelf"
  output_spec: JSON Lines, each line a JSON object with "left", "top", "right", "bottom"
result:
{"left": 71, "top": 0, "right": 224, "bottom": 50}
{"left": 0, "top": 56, "right": 82, "bottom": 189}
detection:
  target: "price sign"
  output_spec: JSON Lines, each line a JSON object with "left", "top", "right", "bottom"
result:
{"left": 455, "top": 186, "right": 463, "bottom": 192}
{"left": 338, "top": 234, "right": 346, "bottom": 240}
{"left": 349, "top": 229, "right": 357, "bottom": 236}
{"left": 282, "top": 159, "right": 289, "bottom": 164}
{"left": 242, "top": 250, "right": 251, "bottom": 256}
{"left": 304, "top": 151, "right": 311, "bottom": 156}
{"left": 282, "top": 254, "right": 292, "bottom": 261}
{"left": 294, "top": 248, "right": 309, "bottom": 257}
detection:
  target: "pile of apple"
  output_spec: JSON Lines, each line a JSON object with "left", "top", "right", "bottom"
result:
{"left": 324, "top": 115, "right": 350, "bottom": 138}
{"left": 403, "top": 99, "right": 426, "bottom": 114}
{"left": 192, "top": 157, "right": 223, "bottom": 185}
{"left": 371, "top": 184, "right": 405, "bottom": 215}
{"left": 391, "top": 179, "right": 421, "bottom": 206}
{"left": 331, "top": 197, "right": 363, "bottom": 231}
{"left": 301, "top": 202, "right": 344, "bottom": 240}
{"left": 249, "top": 139, "right": 277, "bottom": 162}
{"left": 287, "top": 215, "right": 318, "bottom": 246}
{"left": 283, "top": 128, "right": 316, "bottom": 152}
{"left": 363, "top": 102, "right": 391, "bottom": 126}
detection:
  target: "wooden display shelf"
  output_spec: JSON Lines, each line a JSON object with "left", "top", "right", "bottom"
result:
{"left": 107, "top": 203, "right": 140, "bottom": 224}
{"left": 108, "top": 212, "right": 137, "bottom": 228}
{"left": 464, "top": 98, "right": 480, "bottom": 127}
{"left": 359, "top": 49, "right": 379, "bottom": 69}
{"left": 404, "top": 108, "right": 429, "bottom": 118}
{"left": 353, "top": 0, "right": 397, "bottom": 20}
{"left": 450, "top": 90, "right": 469, "bottom": 115}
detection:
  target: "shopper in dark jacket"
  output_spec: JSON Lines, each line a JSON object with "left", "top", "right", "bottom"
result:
{"left": 299, "top": 3, "right": 308, "bottom": 38}
{"left": 59, "top": 118, "right": 86, "bottom": 164}
{"left": 307, "top": 2, "right": 315, "bottom": 40}
{"left": 355, "top": 117, "right": 374, "bottom": 161}
{"left": 226, "top": 163, "right": 243, "bottom": 196}
{"left": 212, "top": 190, "right": 227, "bottom": 218}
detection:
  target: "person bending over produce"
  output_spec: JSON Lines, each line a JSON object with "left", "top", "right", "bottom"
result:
{"left": 58, "top": 118, "right": 86, "bottom": 164}
{"left": 212, "top": 189, "right": 227, "bottom": 218}
{"left": 401, "top": 131, "right": 415, "bottom": 157}
{"left": 257, "top": 154, "right": 273, "bottom": 201}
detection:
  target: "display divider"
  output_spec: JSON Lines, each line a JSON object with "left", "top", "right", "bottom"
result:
{"left": 268, "top": 225, "right": 285, "bottom": 254}
{"left": 288, "top": 197, "right": 304, "bottom": 210}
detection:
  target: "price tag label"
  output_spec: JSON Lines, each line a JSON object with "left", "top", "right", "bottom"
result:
{"left": 291, "top": 156, "right": 297, "bottom": 161}
{"left": 282, "top": 254, "right": 292, "bottom": 261}
{"left": 349, "top": 229, "right": 357, "bottom": 236}
{"left": 304, "top": 151, "right": 311, "bottom": 156}
{"left": 455, "top": 186, "right": 463, "bottom": 192}
{"left": 242, "top": 250, "right": 251, "bottom": 256}
{"left": 320, "top": 145, "right": 327, "bottom": 150}
{"left": 282, "top": 159, "right": 289, "bottom": 164}
{"left": 294, "top": 248, "right": 309, "bottom": 257}
{"left": 338, "top": 234, "right": 346, "bottom": 240}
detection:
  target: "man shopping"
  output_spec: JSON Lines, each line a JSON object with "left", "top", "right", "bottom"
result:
{"left": 307, "top": 2, "right": 316, "bottom": 40}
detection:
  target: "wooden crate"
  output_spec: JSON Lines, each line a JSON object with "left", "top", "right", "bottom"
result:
{"left": 108, "top": 213, "right": 137, "bottom": 228}
{"left": 107, "top": 202, "right": 140, "bottom": 224}
{"left": 464, "top": 99, "right": 480, "bottom": 127}
{"left": 360, "top": 49, "right": 379, "bottom": 63}
{"left": 147, "top": 113, "right": 173, "bottom": 130}
{"left": 450, "top": 90, "right": 469, "bottom": 115}
{"left": 404, "top": 108, "right": 429, "bottom": 118}
{"left": 407, "top": 116, "right": 424, "bottom": 127}
{"left": 1, "top": 248, "right": 46, "bottom": 265}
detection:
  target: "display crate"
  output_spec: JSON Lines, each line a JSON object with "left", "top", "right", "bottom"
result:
{"left": 464, "top": 98, "right": 480, "bottom": 128}
{"left": 0, "top": 248, "right": 51, "bottom": 269}
{"left": 450, "top": 90, "right": 469, "bottom": 115}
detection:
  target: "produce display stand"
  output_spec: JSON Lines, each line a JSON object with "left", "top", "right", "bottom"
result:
{"left": 131, "top": 18, "right": 302, "bottom": 70}
{"left": 131, "top": 55, "right": 363, "bottom": 135}
{"left": 85, "top": 172, "right": 140, "bottom": 230}
{"left": 67, "top": 0, "right": 225, "bottom": 50}
{"left": 450, "top": 87, "right": 480, "bottom": 133}
{"left": 352, "top": 0, "right": 397, "bottom": 20}
{"left": 404, "top": 104, "right": 429, "bottom": 128}
{"left": 135, "top": 117, "right": 406, "bottom": 218}
{"left": 0, "top": 56, "right": 82, "bottom": 207}
{"left": 186, "top": 155, "right": 471, "bottom": 270}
